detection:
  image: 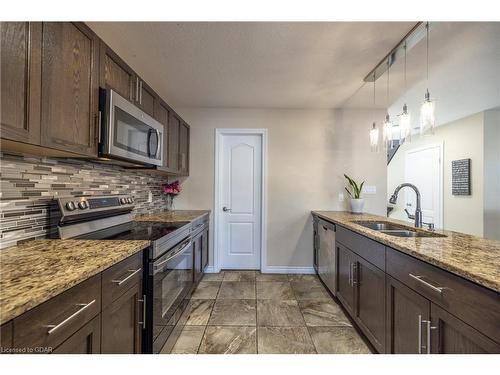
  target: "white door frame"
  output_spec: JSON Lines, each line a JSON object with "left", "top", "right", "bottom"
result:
{"left": 213, "top": 128, "right": 268, "bottom": 273}
{"left": 404, "top": 142, "right": 444, "bottom": 229}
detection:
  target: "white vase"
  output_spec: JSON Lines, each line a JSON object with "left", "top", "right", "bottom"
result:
{"left": 350, "top": 198, "right": 364, "bottom": 214}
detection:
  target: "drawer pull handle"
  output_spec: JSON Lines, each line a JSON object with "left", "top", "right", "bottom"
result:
{"left": 46, "top": 299, "right": 96, "bottom": 335}
{"left": 409, "top": 273, "right": 445, "bottom": 294}
{"left": 112, "top": 268, "right": 142, "bottom": 286}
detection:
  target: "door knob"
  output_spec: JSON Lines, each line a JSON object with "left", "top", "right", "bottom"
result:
{"left": 222, "top": 206, "right": 232, "bottom": 212}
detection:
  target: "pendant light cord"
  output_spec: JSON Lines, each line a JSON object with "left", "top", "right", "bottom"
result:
{"left": 386, "top": 58, "right": 390, "bottom": 107}
{"left": 426, "top": 22, "right": 429, "bottom": 82}
{"left": 404, "top": 41, "right": 407, "bottom": 91}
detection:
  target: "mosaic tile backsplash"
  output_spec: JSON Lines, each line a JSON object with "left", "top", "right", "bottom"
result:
{"left": 0, "top": 153, "right": 172, "bottom": 249}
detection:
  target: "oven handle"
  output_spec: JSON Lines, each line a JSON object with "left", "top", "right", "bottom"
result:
{"left": 153, "top": 239, "right": 191, "bottom": 273}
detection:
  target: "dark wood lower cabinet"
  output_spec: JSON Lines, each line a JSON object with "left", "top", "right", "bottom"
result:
{"left": 386, "top": 276, "right": 431, "bottom": 354}
{"left": 193, "top": 232, "right": 203, "bottom": 283}
{"left": 430, "top": 304, "right": 500, "bottom": 354}
{"left": 201, "top": 227, "right": 209, "bottom": 271}
{"left": 354, "top": 255, "right": 386, "bottom": 353}
{"left": 336, "top": 244, "right": 356, "bottom": 316}
{"left": 0, "top": 321, "right": 13, "bottom": 351}
{"left": 101, "top": 282, "right": 143, "bottom": 354}
{"left": 52, "top": 315, "right": 101, "bottom": 354}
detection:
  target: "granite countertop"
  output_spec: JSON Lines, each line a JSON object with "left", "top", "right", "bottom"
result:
{"left": 312, "top": 211, "right": 500, "bottom": 293}
{"left": 134, "top": 209, "right": 210, "bottom": 223}
{"left": 0, "top": 239, "right": 150, "bottom": 325}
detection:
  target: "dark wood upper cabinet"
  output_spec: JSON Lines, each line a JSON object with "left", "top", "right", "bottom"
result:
{"left": 167, "top": 113, "right": 181, "bottom": 173}
{"left": 386, "top": 275, "right": 431, "bottom": 354}
{"left": 430, "top": 303, "right": 500, "bottom": 354}
{"left": 101, "top": 282, "right": 143, "bottom": 354}
{"left": 40, "top": 22, "right": 99, "bottom": 157}
{"left": 137, "top": 80, "right": 156, "bottom": 117}
{"left": 99, "top": 41, "right": 134, "bottom": 101}
{"left": 354, "top": 255, "right": 386, "bottom": 353}
{"left": 52, "top": 315, "right": 101, "bottom": 354}
{"left": 179, "top": 121, "right": 190, "bottom": 175}
{"left": 0, "top": 22, "right": 41, "bottom": 144}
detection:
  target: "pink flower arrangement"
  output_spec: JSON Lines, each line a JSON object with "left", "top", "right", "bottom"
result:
{"left": 163, "top": 180, "right": 182, "bottom": 196}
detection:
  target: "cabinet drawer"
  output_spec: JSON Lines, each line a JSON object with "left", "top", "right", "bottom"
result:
{"left": 102, "top": 252, "right": 142, "bottom": 308}
{"left": 336, "top": 225, "right": 385, "bottom": 270}
{"left": 317, "top": 218, "right": 335, "bottom": 232}
{"left": 52, "top": 315, "right": 101, "bottom": 354}
{"left": 13, "top": 274, "right": 101, "bottom": 350}
{"left": 386, "top": 247, "right": 500, "bottom": 344}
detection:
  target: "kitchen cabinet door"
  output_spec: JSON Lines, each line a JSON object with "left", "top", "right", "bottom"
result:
{"left": 137, "top": 80, "right": 156, "bottom": 117}
{"left": 386, "top": 275, "right": 430, "bottom": 354}
{"left": 201, "top": 227, "right": 209, "bottom": 271}
{"left": 193, "top": 232, "right": 203, "bottom": 283}
{"left": 167, "top": 113, "right": 181, "bottom": 173}
{"left": 354, "top": 254, "right": 386, "bottom": 353}
{"left": 52, "top": 315, "right": 101, "bottom": 354}
{"left": 101, "top": 282, "right": 143, "bottom": 354}
{"left": 312, "top": 217, "right": 319, "bottom": 272}
{"left": 178, "top": 121, "right": 190, "bottom": 175}
{"left": 40, "top": 22, "right": 99, "bottom": 157}
{"left": 0, "top": 22, "right": 41, "bottom": 144}
{"left": 429, "top": 303, "right": 500, "bottom": 354}
{"left": 336, "top": 244, "right": 356, "bottom": 316}
{"left": 0, "top": 321, "right": 13, "bottom": 351}
{"left": 100, "top": 41, "right": 135, "bottom": 101}
{"left": 317, "top": 220, "right": 336, "bottom": 295}
{"left": 154, "top": 100, "right": 170, "bottom": 172}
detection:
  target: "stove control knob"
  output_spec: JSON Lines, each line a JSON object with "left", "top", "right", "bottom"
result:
{"left": 127, "top": 198, "right": 133, "bottom": 204}
{"left": 120, "top": 198, "right": 127, "bottom": 205}
{"left": 78, "top": 201, "right": 88, "bottom": 210}
{"left": 66, "top": 201, "right": 76, "bottom": 211}
{"left": 130, "top": 197, "right": 134, "bottom": 204}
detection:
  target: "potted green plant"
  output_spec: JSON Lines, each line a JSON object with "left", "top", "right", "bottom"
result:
{"left": 344, "top": 174, "right": 365, "bottom": 214}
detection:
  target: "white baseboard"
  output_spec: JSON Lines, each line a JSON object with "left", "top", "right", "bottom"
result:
{"left": 203, "top": 266, "right": 217, "bottom": 273}
{"left": 260, "top": 266, "right": 315, "bottom": 274}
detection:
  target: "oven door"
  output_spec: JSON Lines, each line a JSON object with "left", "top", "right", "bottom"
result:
{"left": 151, "top": 237, "right": 193, "bottom": 353}
{"left": 100, "top": 88, "right": 163, "bottom": 166}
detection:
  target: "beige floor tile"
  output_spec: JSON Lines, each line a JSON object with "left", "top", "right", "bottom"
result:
{"left": 170, "top": 326, "right": 206, "bottom": 354}
{"left": 299, "top": 300, "right": 351, "bottom": 327}
{"left": 256, "top": 273, "right": 289, "bottom": 282}
{"left": 257, "top": 300, "right": 305, "bottom": 327}
{"left": 256, "top": 281, "right": 294, "bottom": 300}
{"left": 222, "top": 271, "right": 256, "bottom": 282}
{"left": 308, "top": 327, "right": 371, "bottom": 354}
{"left": 202, "top": 272, "right": 225, "bottom": 282}
{"left": 184, "top": 299, "right": 215, "bottom": 325}
{"left": 218, "top": 281, "right": 256, "bottom": 299}
{"left": 208, "top": 299, "right": 256, "bottom": 326}
{"left": 288, "top": 274, "right": 321, "bottom": 283}
{"left": 191, "top": 282, "right": 221, "bottom": 299}
{"left": 198, "top": 326, "right": 257, "bottom": 354}
{"left": 258, "top": 327, "right": 316, "bottom": 354}
{"left": 291, "top": 281, "right": 331, "bottom": 300}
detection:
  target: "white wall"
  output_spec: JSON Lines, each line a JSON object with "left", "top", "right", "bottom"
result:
{"left": 387, "top": 112, "right": 484, "bottom": 236}
{"left": 174, "top": 108, "right": 386, "bottom": 270}
{"left": 484, "top": 109, "right": 500, "bottom": 240}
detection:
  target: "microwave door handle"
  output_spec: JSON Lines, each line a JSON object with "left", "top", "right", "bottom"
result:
{"left": 155, "top": 129, "right": 161, "bottom": 159}
{"left": 147, "top": 129, "right": 153, "bottom": 158}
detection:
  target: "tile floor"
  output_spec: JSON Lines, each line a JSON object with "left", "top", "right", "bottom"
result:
{"left": 169, "top": 271, "right": 371, "bottom": 354}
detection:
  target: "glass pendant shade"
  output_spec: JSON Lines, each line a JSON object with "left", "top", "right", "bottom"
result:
{"left": 400, "top": 103, "right": 411, "bottom": 142}
{"left": 370, "top": 122, "right": 380, "bottom": 152}
{"left": 420, "top": 89, "right": 435, "bottom": 135}
{"left": 382, "top": 114, "right": 393, "bottom": 149}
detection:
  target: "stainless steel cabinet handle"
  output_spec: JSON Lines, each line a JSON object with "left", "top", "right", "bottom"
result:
{"left": 418, "top": 315, "right": 423, "bottom": 354}
{"left": 409, "top": 273, "right": 445, "bottom": 294}
{"left": 112, "top": 268, "right": 142, "bottom": 286}
{"left": 138, "top": 294, "right": 146, "bottom": 329}
{"left": 222, "top": 206, "right": 231, "bottom": 212}
{"left": 348, "top": 262, "right": 353, "bottom": 286}
{"left": 97, "top": 110, "right": 102, "bottom": 143}
{"left": 139, "top": 80, "right": 143, "bottom": 104}
{"left": 421, "top": 319, "right": 437, "bottom": 354}
{"left": 46, "top": 299, "right": 96, "bottom": 335}
{"left": 135, "top": 77, "right": 139, "bottom": 102}
{"left": 352, "top": 262, "right": 358, "bottom": 285}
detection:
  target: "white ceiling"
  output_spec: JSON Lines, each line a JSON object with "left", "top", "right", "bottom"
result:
{"left": 87, "top": 22, "right": 414, "bottom": 109}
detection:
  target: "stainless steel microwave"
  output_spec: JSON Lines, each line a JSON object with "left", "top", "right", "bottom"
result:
{"left": 99, "top": 88, "right": 163, "bottom": 166}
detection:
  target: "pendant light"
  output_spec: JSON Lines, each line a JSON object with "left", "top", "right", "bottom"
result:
{"left": 400, "top": 42, "right": 411, "bottom": 142}
{"left": 420, "top": 22, "right": 436, "bottom": 136}
{"left": 382, "top": 58, "right": 394, "bottom": 150}
{"left": 370, "top": 73, "right": 380, "bottom": 152}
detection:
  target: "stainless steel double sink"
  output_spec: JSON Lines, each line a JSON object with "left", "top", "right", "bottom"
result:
{"left": 353, "top": 221, "right": 446, "bottom": 238}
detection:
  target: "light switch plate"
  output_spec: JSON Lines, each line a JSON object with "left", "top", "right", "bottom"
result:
{"left": 148, "top": 191, "right": 153, "bottom": 203}
{"left": 338, "top": 192, "right": 344, "bottom": 202}
{"left": 363, "top": 185, "right": 377, "bottom": 194}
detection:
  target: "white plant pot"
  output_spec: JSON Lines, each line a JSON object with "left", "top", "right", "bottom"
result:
{"left": 350, "top": 198, "right": 364, "bottom": 214}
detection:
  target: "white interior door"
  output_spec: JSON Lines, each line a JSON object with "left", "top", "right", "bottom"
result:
{"left": 404, "top": 144, "right": 443, "bottom": 228}
{"left": 219, "top": 133, "right": 262, "bottom": 269}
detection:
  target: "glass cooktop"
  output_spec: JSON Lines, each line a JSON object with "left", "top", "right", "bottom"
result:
{"left": 76, "top": 221, "right": 190, "bottom": 242}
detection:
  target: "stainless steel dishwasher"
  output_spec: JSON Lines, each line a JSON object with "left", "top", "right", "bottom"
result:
{"left": 317, "top": 219, "right": 337, "bottom": 296}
